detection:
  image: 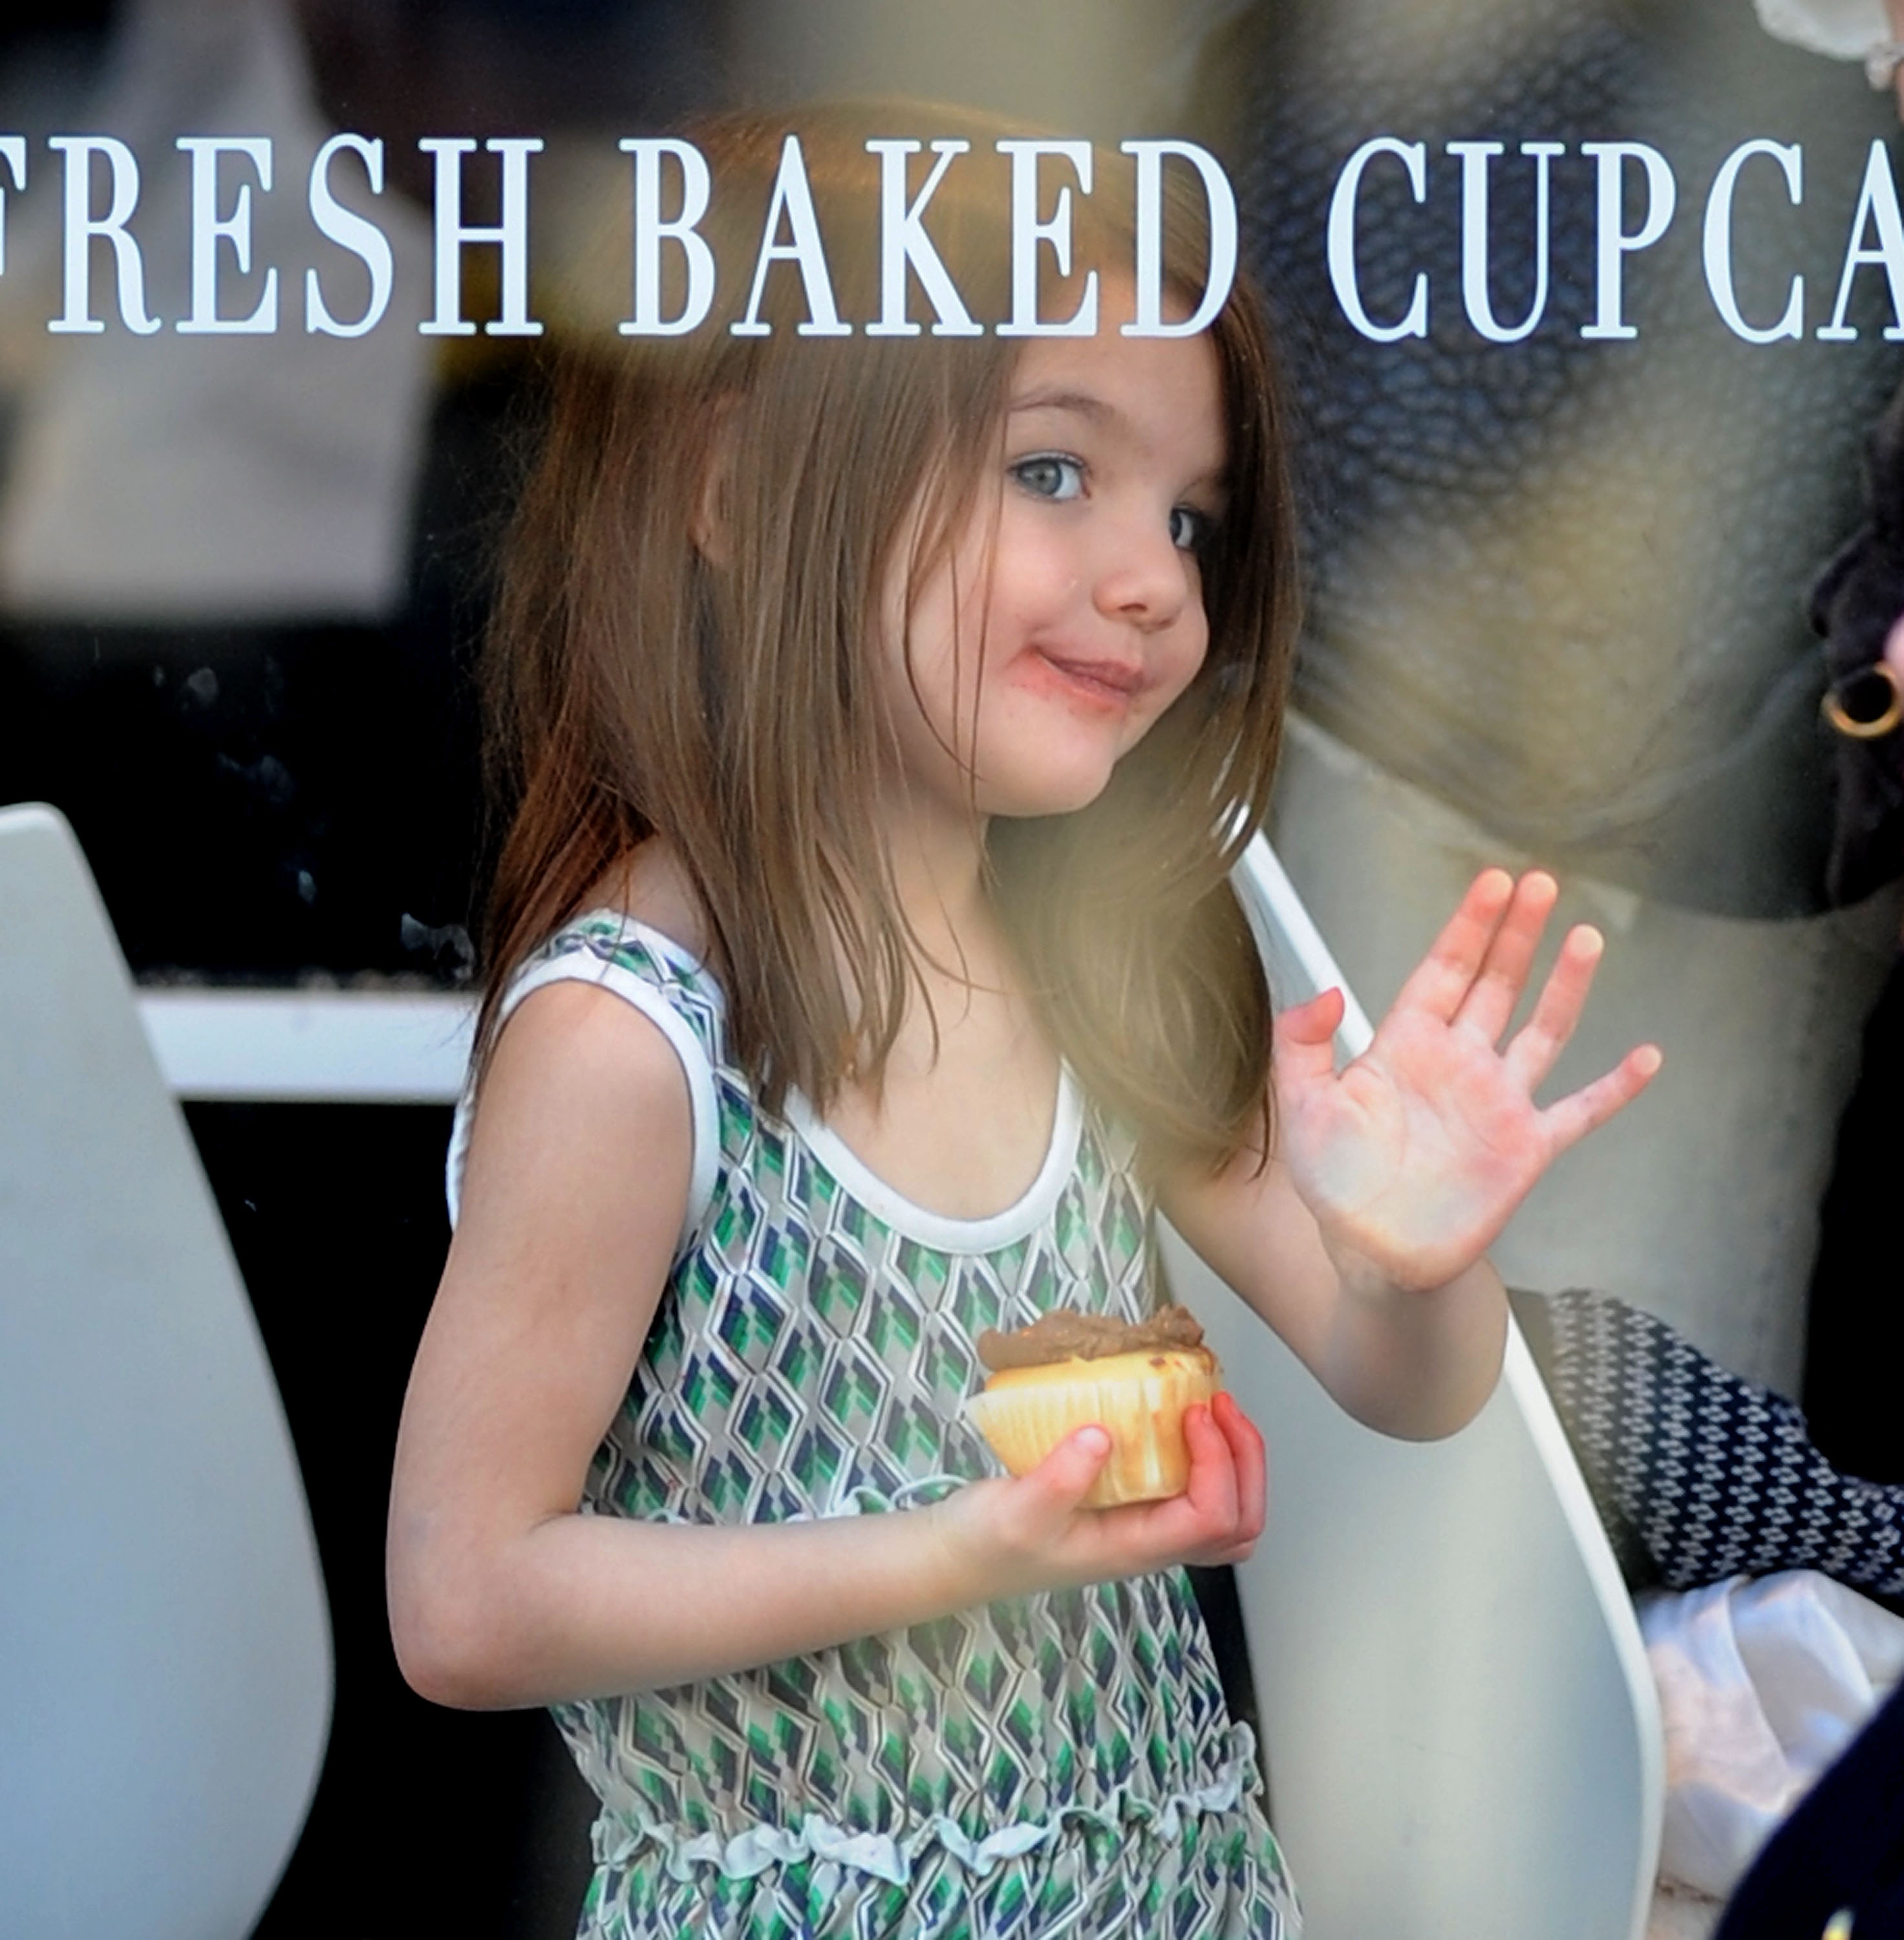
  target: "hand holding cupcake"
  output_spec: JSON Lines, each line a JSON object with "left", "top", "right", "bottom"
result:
{"left": 965, "top": 1305, "right": 1224, "bottom": 1507}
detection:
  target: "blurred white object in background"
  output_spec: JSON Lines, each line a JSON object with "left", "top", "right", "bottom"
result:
{"left": 1643, "top": 1570, "right": 1904, "bottom": 1901}
{"left": 0, "top": 0, "right": 434, "bottom": 622}
{"left": 1755, "top": 0, "right": 1892, "bottom": 65}
{"left": 138, "top": 983, "right": 473, "bottom": 1102}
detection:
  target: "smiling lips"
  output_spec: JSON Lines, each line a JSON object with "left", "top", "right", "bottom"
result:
{"left": 1032, "top": 649, "right": 1147, "bottom": 708}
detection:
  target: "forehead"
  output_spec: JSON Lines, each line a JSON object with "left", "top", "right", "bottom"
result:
{"left": 1005, "top": 318, "right": 1228, "bottom": 480}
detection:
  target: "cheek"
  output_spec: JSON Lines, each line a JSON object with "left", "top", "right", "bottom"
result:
{"left": 1116, "top": 631, "right": 1208, "bottom": 762}
{"left": 983, "top": 519, "right": 1075, "bottom": 629}
{"left": 1156, "top": 614, "right": 1212, "bottom": 711}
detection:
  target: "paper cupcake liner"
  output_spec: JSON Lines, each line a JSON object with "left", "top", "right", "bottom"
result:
{"left": 963, "top": 1352, "right": 1221, "bottom": 1507}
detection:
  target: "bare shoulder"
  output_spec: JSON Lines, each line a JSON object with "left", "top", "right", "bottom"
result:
{"left": 463, "top": 977, "right": 695, "bottom": 1229}
{"left": 587, "top": 835, "right": 709, "bottom": 962}
{"left": 451, "top": 834, "right": 711, "bottom": 1289}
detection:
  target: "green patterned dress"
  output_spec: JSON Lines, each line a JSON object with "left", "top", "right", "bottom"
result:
{"left": 449, "top": 913, "right": 1301, "bottom": 1939}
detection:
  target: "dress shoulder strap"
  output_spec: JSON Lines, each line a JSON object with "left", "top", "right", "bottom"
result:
{"left": 445, "top": 912, "right": 723, "bottom": 1256}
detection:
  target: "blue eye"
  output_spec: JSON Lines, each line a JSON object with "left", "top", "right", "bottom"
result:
{"left": 1170, "top": 505, "right": 1214, "bottom": 553}
{"left": 1011, "top": 454, "right": 1085, "bottom": 501}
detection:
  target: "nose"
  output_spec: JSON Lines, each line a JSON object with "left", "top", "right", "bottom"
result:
{"left": 1091, "top": 515, "right": 1194, "bottom": 633}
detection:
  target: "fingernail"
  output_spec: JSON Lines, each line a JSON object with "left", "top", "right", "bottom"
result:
{"left": 1076, "top": 1427, "right": 1111, "bottom": 1457}
{"left": 1636, "top": 1044, "right": 1663, "bottom": 1077}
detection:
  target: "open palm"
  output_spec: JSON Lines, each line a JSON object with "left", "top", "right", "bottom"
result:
{"left": 1274, "top": 870, "right": 1661, "bottom": 1291}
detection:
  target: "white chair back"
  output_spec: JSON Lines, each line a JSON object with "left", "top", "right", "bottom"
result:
{"left": 0, "top": 803, "right": 332, "bottom": 1939}
{"left": 1159, "top": 835, "right": 1664, "bottom": 1940}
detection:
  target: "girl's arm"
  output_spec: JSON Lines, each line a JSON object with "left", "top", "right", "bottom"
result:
{"left": 388, "top": 982, "right": 1265, "bottom": 1711}
{"left": 1164, "top": 1154, "right": 1512, "bottom": 1442}
{"left": 1162, "top": 868, "right": 1660, "bottom": 1441}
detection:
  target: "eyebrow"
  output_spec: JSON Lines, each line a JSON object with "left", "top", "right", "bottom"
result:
{"left": 1008, "top": 385, "right": 1115, "bottom": 424}
{"left": 1007, "top": 385, "right": 1229, "bottom": 492}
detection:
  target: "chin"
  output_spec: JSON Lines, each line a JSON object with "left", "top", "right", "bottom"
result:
{"left": 981, "top": 760, "right": 1118, "bottom": 821}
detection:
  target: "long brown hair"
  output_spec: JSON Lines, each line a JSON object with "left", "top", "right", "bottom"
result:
{"left": 480, "top": 102, "right": 1299, "bottom": 1169}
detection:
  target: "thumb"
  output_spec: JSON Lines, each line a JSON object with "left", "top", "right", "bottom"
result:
{"left": 1274, "top": 987, "right": 1345, "bottom": 1089}
{"left": 1026, "top": 1425, "right": 1112, "bottom": 1507}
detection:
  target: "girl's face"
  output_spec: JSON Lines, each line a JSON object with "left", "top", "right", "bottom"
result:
{"left": 881, "top": 289, "right": 1227, "bottom": 830}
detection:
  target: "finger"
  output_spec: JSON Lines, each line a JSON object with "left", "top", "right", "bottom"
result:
{"left": 1023, "top": 1425, "right": 1112, "bottom": 1511}
{"left": 1211, "top": 1391, "right": 1267, "bottom": 1542}
{"left": 1178, "top": 1403, "right": 1241, "bottom": 1529}
{"left": 1388, "top": 868, "right": 1516, "bottom": 1025}
{"left": 1453, "top": 870, "right": 1558, "bottom": 1044}
{"left": 1537, "top": 1043, "right": 1663, "bottom": 1154}
{"left": 1503, "top": 922, "right": 1604, "bottom": 1094}
{"left": 1272, "top": 988, "right": 1345, "bottom": 1096}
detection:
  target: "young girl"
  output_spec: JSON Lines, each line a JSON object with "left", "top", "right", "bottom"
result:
{"left": 389, "top": 105, "right": 1660, "bottom": 1938}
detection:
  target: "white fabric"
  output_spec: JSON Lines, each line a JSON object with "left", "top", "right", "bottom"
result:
{"left": 585, "top": 1749, "right": 1257, "bottom": 1888}
{"left": 1640, "top": 1569, "right": 1904, "bottom": 1899}
{"left": 1754, "top": 0, "right": 1891, "bottom": 61}
{"left": 444, "top": 917, "right": 722, "bottom": 1255}
{"left": 782, "top": 1072, "right": 1082, "bottom": 1253}
{"left": 0, "top": 0, "right": 434, "bottom": 621}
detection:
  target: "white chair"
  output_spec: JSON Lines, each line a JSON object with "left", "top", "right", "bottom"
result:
{"left": 0, "top": 803, "right": 332, "bottom": 1940}
{"left": 1159, "top": 835, "right": 1665, "bottom": 1940}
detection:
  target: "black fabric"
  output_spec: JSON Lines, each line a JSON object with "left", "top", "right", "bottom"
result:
{"left": 1713, "top": 1679, "right": 1904, "bottom": 1940}
{"left": 1810, "top": 380, "right": 1904, "bottom": 907}
{"left": 1804, "top": 950, "right": 1904, "bottom": 1491}
{"left": 1514, "top": 1288, "right": 1904, "bottom": 1615}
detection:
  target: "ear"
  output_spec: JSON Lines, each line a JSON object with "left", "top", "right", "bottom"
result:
{"left": 690, "top": 394, "right": 742, "bottom": 566}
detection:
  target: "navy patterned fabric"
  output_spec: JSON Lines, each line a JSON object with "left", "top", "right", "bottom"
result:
{"left": 1514, "top": 1288, "right": 1904, "bottom": 1611}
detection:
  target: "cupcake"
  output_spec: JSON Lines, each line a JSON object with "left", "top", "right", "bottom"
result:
{"left": 964, "top": 1305, "right": 1222, "bottom": 1507}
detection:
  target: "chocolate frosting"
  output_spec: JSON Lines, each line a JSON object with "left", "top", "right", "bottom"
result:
{"left": 975, "top": 1303, "right": 1206, "bottom": 1372}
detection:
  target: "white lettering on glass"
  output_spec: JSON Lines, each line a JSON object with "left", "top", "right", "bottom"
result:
{"left": 306, "top": 133, "right": 394, "bottom": 338}
{"left": 0, "top": 138, "right": 26, "bottom": 278}
{"left": 619, "top": 137, "right": 715, "bottom": 336}
{"left": 864, "top": 139, "right": 980, "bottom": 338}
{"left": 1328, "top": 138, "right": 1429, "bottom": 342}
{"left": 1703, "top": 140, "right": 1803, "bottom": 343}
{"left": 1121, "top": 140, "right": 1237, "bottom": 338}
{"left": 1448, "top": 139, "right": 1563, "bottom": 344}
{"left": 733, "top": 134, "right": 850, "bottom": 337}
{"left": 48, "top": 135, "right": 158, "bottom": 334}
{"left": 176, "top": 135, "right": 277, "bottom": 334}
{"left": 1580, "top": 142, "right": 1675, "bottom": 339}
{"left": 418, "top": 136, "right": 543, "bottom": 338}
{"left": 996, "top": 139, "right": 1097, "bottom": 337}
{"left": 1819, "top": 138, "right": 1904, "bottom": 341}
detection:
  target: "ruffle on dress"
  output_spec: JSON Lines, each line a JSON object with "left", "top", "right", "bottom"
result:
{"left": 588, "top": 1729, "right": 1261, "bottom": 1886}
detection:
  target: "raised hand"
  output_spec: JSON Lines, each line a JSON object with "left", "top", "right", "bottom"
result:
{"left": 1272, "top": 868, "right": 1660, "bottom": 1293}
